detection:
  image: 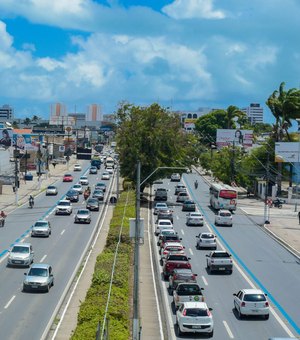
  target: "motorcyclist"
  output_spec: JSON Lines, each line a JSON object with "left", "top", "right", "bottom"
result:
{"left": 29, "top": 195, "right": 34, "bottom": 208}
{"left": 0, "top": 210, "right": 6, "bottom": 218}
{"left": 194, "top": 180, "right": 198, "bottom": 189}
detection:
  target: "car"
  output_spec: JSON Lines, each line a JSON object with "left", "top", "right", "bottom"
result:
{"left": 157, "top": 229, "right": 177, "bottom": 246}
{"left": 163, "top": 253, "right": 191, "bottom": 280}
{"left": 101, "top": 171, "right": 110, "bottom": 180}
{"left": 154, "top": 188, "right": 168, "bottom": 201}
{"left": 79, "top": 176, "right": 89, "bottom": 185}
{"left": 106, "top": 166, "right": 114, "bottom": 174}
{"left": 155, "top": 219, "right": 174, "bottom": 236}
{"left": 182, "top": 200, "right": 196, "bottom": 211}
{"left": 72, "top": 184, "right": 83, "bottom": 194}
{"left": 55, "top": 200, "right": 72, "bottom": 215}
{"left": 75, "top": 209, "right": 91, "bottom": 224}
{"left": 53, "top": 157, "right": 67, "bottom": 164}
{"left": 73, "top": 164, "right": 82, "bottom": 171}
{"left": 65, "top": 189, "right": 80, "bottom": 202}
{"left": 168, "top": 269, "right": 198, "bottom": 292}
{"left": 175, "top": 184, "right": 186, "bottom": 195}
{"left": 63, "top": 173, "right": 73, "bottom": 182}
{"left": 160, "top": 242, "right": 185, "bottom": 265}
{"left": 159, "top": 234, "right": 182, "bottom": 251}
{"left": 196, "top": 233, "right": 217, "bottom": 250}
{"left": 92, "top": 189, "right": 104, "bottom": 201}
{"left": 156, "top": 208, "right": 174, "bottom": 223}
{"left": 7, "top": 243, "right": 34, "bottom": 267}
{"left": 153, "top": 202, "right": 168, "bottom": 215}
{"left": 95, "top": 182, "right": 106, "bottom": 192}
{"left": 177, "top": 191, "right": 189, "bottom": 203}
{"left": 170, "top": 173, "right": 181, "bottom": 182}
{"left": 186, "top": 212, "right": 204, "bottom": 226}
{"left": 46, "top": 185, "right": 58, "bottom": 196}
{"left": 176, "top": 302, "right": 213, "bottom": 337}
{"left": 215, "top": 209, "right": 233, "bottom": 226}
{"left": 233, "top": 289, "right": 269, "bottom": 320}
{"left": 206, "top": 250, "right": 233, "bottom": 274}
{"left": 173, "top": 283, "right": 205, "bottom": 308}
{"left": 89, "top": 166, "right": 98, "bottom": 174}
{"left": 86, "top": 198, "right": 100, "bottom": 211}
{"left": 31, "top": 220, "right": 51, "bottom": 237}
{"left": 23, "top": 263, "right": 54, "bottom": 292}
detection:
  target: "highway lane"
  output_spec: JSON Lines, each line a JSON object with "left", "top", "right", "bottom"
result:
{"left": 0, "top": 160, "right": 114, "bottom": 340}
{"left": 152, "top": 175, "right": 298, "bottom": 339}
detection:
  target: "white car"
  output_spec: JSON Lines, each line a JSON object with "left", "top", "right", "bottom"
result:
{"left": 177, "top": 191, "right": 189, "bottom": 203}
{"left": 72, "top": 184, "right": 83, "bottom": 194}
{"left": 74, "top": 209, "right": 91, "bottom": 224}
{"left": 106, "top": 166, "right": 114, "bottom": 174}
{"left": 155, "top": 219, "right": 173, "bottom": 236}
{"left": 73, "top": 164, "right": 82, "bottom": 171}
{"left": 176, "top": 301, "right": 214, "bottom": 337}
{"left": 186, "top": 212, "right": 204, "bottom": 226}
{"left": 196, "top": 232, "right": 217, "bottom": 250}
{"left": 215, "top": 209, "right": 232, "bottom": 226}
{"left": 171, "top": 173, "right": 181, "bottom": 182}
{"left": 160, "top": 242, "right": 185, "bottom": 264}
{"left": 7, "top": 243, "right": 34, "bottom": 267}
{"left": 154, "top": 202, "right": 168, "bottom": 215}
{"left": 233, "top": 289, "right": 269, "bottom": 320}
{"left": 46, "top": 185, "right": 58, "bottom": 196}
{"left": 79, "top": 176, "right": 89, "bottom": 185}
{"left": 55, "top": 200, "right": 72, "bottom": 215}
{"left": 31, "top": 220, "right": 51, "bottom": 237}
{"left": 101, "top": 171, "right": 110, "bottom": 180}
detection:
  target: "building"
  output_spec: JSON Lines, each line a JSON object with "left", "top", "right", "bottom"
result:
{"left": 0, "top": 105, "right": 14, "bottom": 122}
{"left": 87, "top": 104, "right": 102, "bottom": 122}
{"left": 178, "top": 107, "right": 214, "bottom": 132}
{"left": 241, "top": 103, "right": 264, "bottom": 124}
{"left": 49, "top": 103, "right": 74, "bottom": 126}
{"left": 68, "top": 113, "right": 86, "bottom": 128}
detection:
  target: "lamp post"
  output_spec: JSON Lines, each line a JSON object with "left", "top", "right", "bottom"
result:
{"left": 37, "top": 137, "right": 42, "bottom": 190}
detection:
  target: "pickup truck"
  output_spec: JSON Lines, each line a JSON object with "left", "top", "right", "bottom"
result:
{"left": 173, "top": 283, "right": 204, "bottom": 309}
{"left": 206, "top": 250, "right": 233, "bottom": 274}
{"left": 163, "top": 254, "right": 191, "bottom": 280}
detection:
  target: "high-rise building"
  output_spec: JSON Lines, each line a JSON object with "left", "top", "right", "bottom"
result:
{"left": 0, "top": 105, "right": 14, "bottom": 122}
{"left": 86, "top": 104, "right": 102, "bottom": 122}
{"left": 241, "top": 103, "right": 263, "bottom": 124}
{"left": 49, "top": 103, "right": 73, "bottom": 126}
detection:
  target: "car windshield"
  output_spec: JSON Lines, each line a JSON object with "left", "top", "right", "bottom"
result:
{"left": 96, "top": 183, "right": 105, "bottom": 187}
{"left": 244, "top": 294, "right": 266, "bottom": 302}
{"left": 73, "top": 185, "right": 81, "bottom": 188}
{"left": 159, "top": 221, "right": 172, "bottom": 226}
{"left": 191, "top": 214, "right": 202, "bottom": 217}
{"left": 166, "top": 246, "right": 182, "bottom": 251}
{"left": 211, "top": 252, "right": 230, "bottom": 258}
{"left": 67, "top": 190, "right": 77, "bottom": 195}
{"left": 58, "top": 202, "right": 70, "bottom": 206}
{"left": 165, "top": 236, "right": 178, "bottom": 241}
{"left": 28, "top": 268, "right": 48, "bottom": 277}
{"left": 88, "top": 199, "right": 98, "bottom": 203}
{"left": 168, "top": 255, "right": 187, "bottom": 261}
{"left": 80, "top": 177, "right": 87, "bottom": 180}
{"left": 78, "top": 210, "right": 89, "bottom": 214}
{"left": 178, "top": 285, "right": 201, "bottom": 294}
{"left": 94, "top": 190, "right": 103, "bottom": 194}
{"left": 201, "top": 234, "right": 214, "bottom": 239}
{"left": 185, "top": 308, "right": 208, "bottom": 317}
{"left": 220, "top": 212, "right": 231, "bottom": 217}
{"left": 65, "top": 174, "right": 72, "bottom": 177}
{"left": 12, "top": 246, "right": 29, "bottom": 253}
{"left": 34, "top": 222, "right": 48, "bottom": 227}
{"left": 48, "top": 186, "right": 56, "bottom": 189}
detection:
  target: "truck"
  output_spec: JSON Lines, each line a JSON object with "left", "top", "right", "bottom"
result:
{"left": 105, "top": 156, "right": 115, "bottom": 169}
{"left": 173, "top": 283, "right": 204, "bottom": 309}
{"left": 206, "top": 250, "right": 233, "bottom": 274}
{"left": 91, "top": 158, "right": 101, "bottom": 169}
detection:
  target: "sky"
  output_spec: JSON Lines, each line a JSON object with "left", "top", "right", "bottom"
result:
{"left": 0, "top": 0, "right": 300, "bottom": 124}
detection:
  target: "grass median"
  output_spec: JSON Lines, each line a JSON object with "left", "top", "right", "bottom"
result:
{"left": 71, "top": 190, "right": 135, "bottom": 340}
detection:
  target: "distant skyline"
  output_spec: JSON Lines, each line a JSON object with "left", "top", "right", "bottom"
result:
{"left": 0, "top": 0, "right": 300, "bottom": 124}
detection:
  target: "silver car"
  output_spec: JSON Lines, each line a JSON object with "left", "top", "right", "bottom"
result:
{"left": 46, "top": 185, "right": 58, "bottom": 196}
{"left": 186, "top": 212, "right": 204, "bottom": 226}
{"left": 55, "top": 200, "right": 72, "bottom": 215}
{"left": 7, "top": 243, "right": 34, "bottom": 267}
{"left": 31, "top": 220, "right": 51, "bottom": 237}
{"left": 75, "top": 209, "right": 91, "bottom": 224}
{"left": 196, "top": 232, "right": 217, "bottom": 250}
{"left": 79, "top": 176, "right": 89, "bottom": 185}
{"left": 23, "top": 263, "right": 54, "bottom": 292}
{"left": 72, "top": 184, "right": 83, "bottom": 194}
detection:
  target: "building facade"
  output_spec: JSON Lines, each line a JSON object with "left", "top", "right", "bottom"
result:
{"left": 241, "top": 103, "right": 263, "bottom": 124}
{"left": 0, "top": 105, "right": 14, "bottom": 122}
{"left": 86, "top": 104, "right": 102, "bottom": 123}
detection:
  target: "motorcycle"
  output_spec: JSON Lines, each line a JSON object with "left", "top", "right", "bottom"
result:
{"left": 270, "top": 199, "right": 284, "bottom": 209}
{"left": 0, "top": 216, "right": 5, "bottom": 227}
{"left": 194, "top": 181, "right": 198, "bottom": 189}
{"left": 29, "top": 200, "right": 34, "bottom": 209}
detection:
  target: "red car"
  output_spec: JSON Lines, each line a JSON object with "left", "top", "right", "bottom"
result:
{"left": 63, "top": 173, "right": 73, "bottom": 182}
{"left": 163, "top": 253, "right": 191, "bottom": 280}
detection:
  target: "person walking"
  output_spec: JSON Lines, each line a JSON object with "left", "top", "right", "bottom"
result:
{"left": 298, "top": 211, "right": 300, "bottom": 225}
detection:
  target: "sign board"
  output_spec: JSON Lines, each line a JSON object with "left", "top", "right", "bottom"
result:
{"left": 0, "top": 128, "right": 13, "bottom": 148}
{"left": 129, "top": 218, "right": 144, "bottom": 239}
{"left": 13, "top": 134, "right": 43, "bottom": 152}
{"left": 59, "top": 145, "right": 65, "bottom": 153}
{"left": 216, "top": 129, "right": 253, "bottom": 148}
{"left": 275, "top": 142, "right": 300, "bottom": 162}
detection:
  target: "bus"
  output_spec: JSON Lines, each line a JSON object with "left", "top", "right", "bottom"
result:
{"left": 209, "top": 183, "right": 237, "bottom": 211}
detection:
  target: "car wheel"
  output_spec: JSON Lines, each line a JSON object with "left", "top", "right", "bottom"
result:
{"left": 159, "top": 259, "right": 163, "bottom": 266}
{"left": 237, "top": 308, "right": 243, "bottom": 319}
{"left": 208, "top": 330, "right": 214, "bottom": 338}
{"left": 177, "top": 322, "right": 183, "bottom": 336}
{"left": 52, "top": 280, "right": 54, "bottom": 287}
{"left": 196, "top": 244, "right": 199, "bottom": 250}
{"left": 228, "top": 269, "right": 233, "bottom": 275}
{"left": 46, "top": 284, "right": 50, "bottom": 293}
{"left": 264, "top": 314, "right": 269, "bottom": 320}
{"left": 163, "top": 273, "right": 169, "bottom": 281}
{"left": 23, "top": 285, "right": 27, "bottom": 292}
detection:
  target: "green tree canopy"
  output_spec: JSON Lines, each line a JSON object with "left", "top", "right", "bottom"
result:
{"left": 115, "top": 102, "right": 197, "bottom": 187}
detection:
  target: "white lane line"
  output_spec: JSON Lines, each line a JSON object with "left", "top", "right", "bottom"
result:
{"left": 181, "top": 229, "right": 185, "bottom": 235}
{"left": 40, "top": 255, "right": 47, "bottom": 263}
{"left": 223, "top": 320, "right": 234, "bottom": 339}
{"left": 201, "top": 275, "right": 208, "bottom": 286}
{"left": 61, "top": 230, "right": 65, "bottom": 235}
{"left": 176, "top": 216, "right": 179, "bottom": 220}
{"left": 189, "top": 248, "right": 193, "bottom": 256}
{"left": 4, "top": 296, "right": 16, "bottom": 309}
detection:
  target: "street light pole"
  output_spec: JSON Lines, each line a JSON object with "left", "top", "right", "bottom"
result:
{"left": 14, "top": 142, "right": 19, "bottom": 205}
{"left": 264, "top": 152, "right": 270, "bottom": 224}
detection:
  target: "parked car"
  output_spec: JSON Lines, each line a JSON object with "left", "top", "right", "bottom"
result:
{"left": 31, "top": 220, "right": 51, "bottom": 237}
{"left": 153, "top": 202, "right": 168, "bottom": 215}
{"left": 233, "top": 289, "right": 269, "bottom": 320}
{"left": 175, "top": 184, "right": 186, "bottom": 195}
{"left": 155, "top": 219, "right": 174, "bottom": 236}
{"left": 182, "top": 200, "right": 196, "bottom": 211}
{"left": 177, "top": 191, "right": 189, "bottom": 203}
{"left": 86, "top": 198, "right": 100, "bottom": 211}
{"left": 95, "top": 182, "right": 106, "bottom": 192}
{"left": 92, "top": 189, "right": 104, "bottom": 201}
{"left": 73, "top": 164, "right": 82, "bottom": 171}
{"left": 89, "top": 166, "right": 98, "bottom": 174}
{"left": 23, "top": 263, "right": 54, "bottom": 292}
{"left": 154, "top": 188, "right": 168, "bottom": 201}
{"left": 7, "top": 243, "right": 34, "bottom": 267}
{"left": 74, "top": 209, "right": 91, "bottom": 224}
{"left": 196, "top": 233, "right": 217, "bottom": 250}
{"left": 72, "top": 184, "right": 83, "bottom": 194}
{"left": 168, "top": 269, "right": 198, "bottom": 292}
{"left": 101, "top": 171, "right": 110, "bottom": 180}
{"left": 170, "top": 173, "right": 181, "bottom": 182}
{"left": 65, "top": 189, "right": 79, "bottom": 202}
{"left": 55, "top": 200, "right": 72, "bottom": 215}
{"left": 186, "top": 212, "right": 204, "bottom": 226}
{"left": 173, "top": 283, "right": 205, "bottom": 308}
{"left": 63, "top": 173, "right": 73, "bottom": 182}
{"left": 215, "top": 210, "right": 233, "bottom": 226}
{"left": 46, "top": 185, "right": 58, "bottom": 196}
{"left": 79, "top": 176, "right": 89, "bottom": 185}
{"left": 176, "top": 302, "right": 213, "bottom": 337}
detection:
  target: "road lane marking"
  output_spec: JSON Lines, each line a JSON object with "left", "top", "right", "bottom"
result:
{"left": 61, "top": 230, "right": 65, "bottom": 235}
{"left": 223, "top": 320, "right": 234, "bottom": 339}
{"left": 40, "top": 255, "right": 47, "bottom": 263}
{"left": 181, "top": 229, "right": 184, "bottom": 235}
{"left": 189, "top": 248, "right": 193, "bottom": 255}
{"left": 201, "top": 275, "right": 208, "bottom": 286}
{"left": 4, "top": 296, "right": 15, "bottom": 309}
{"left": 176, "top": 216, "right": 179, "bottom": 220}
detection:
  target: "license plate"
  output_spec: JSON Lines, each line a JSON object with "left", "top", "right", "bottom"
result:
{"left": 219, "top": 268, "right": 225, "bottom": 270}
{"left": 192, "top": 325, "right": 201, "bottom": 329}
{"left": 252, "top": 309, "right": 258, "bottom": 312}
{"left": 14, "top": 260, "right": 21, "bottom": 264}
{"left": 31, "top": 285, "right": 38, "bottom": 289}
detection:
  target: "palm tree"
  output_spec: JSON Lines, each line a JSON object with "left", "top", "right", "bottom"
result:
{"left": 32, "top": 115, "right": 40, "bottom": 124}
{"left": 23, "top": 117, "right": 31, "bottom": 126}
{"left": 225, "top": 105, "right": 245, "bottom": 129}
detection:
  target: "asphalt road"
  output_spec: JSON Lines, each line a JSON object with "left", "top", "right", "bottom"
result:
{"left": 152, "top": 173, "right": 299, "bottom": 339}
{"left": 0, "top": 160, "right": 114, "bottom": 340}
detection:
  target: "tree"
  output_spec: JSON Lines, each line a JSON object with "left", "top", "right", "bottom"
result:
{"left": 224, "top": 105, "right": 245, "bottom": 129}
{"left": 32, "top": 115, "right": 40, "bottom": 124}
{"left": 12, "top": 121, "right": 19, "bottom": 129}
{"left": 115, "top": 102, "right": 197, "bottom": 188}
{"left": 23, "top": 117, "right": 31, "bottom": 126}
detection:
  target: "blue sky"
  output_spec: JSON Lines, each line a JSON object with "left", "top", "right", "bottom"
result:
{"left": 0, "top": 0, "right": 300, "bottom": 124}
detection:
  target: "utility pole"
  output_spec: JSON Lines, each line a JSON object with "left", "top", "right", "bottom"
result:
{"left": 264, "top": 152, "right": 270, "bottom": 224}
{"left": 230, "top": 141, "right": 236, "bottom": 185}
{"left": 14, "top": 142, "right": 19, "bottom": 205}
{"left": 37, "top": 135, "right": 42, "bottom": 190}
{"left": 133, "top": 161, "right": 141, "bottom": 340}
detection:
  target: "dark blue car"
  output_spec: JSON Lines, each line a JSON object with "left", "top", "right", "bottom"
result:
{"left": 65, "top": 189, "right": 79, "bottom": 202}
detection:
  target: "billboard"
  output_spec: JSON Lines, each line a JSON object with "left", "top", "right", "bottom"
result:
{"left": 275, "top": 142, "right": 300, "bottom": 162}
{"left": 13, "top": 134, "right": 43, "bottom": 151}
{"left": 0, "top": 128, "right": 13, "bottom": 148}
{"left": 216, "top": 129, "right": 253, "bottom": 148}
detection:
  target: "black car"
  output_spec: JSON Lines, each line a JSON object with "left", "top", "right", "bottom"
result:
{"left": 89, "top": 166, "right": 98, "bottom": 174}
{"left": 92, "top": 189, "right": 104, "bottom": 201}
{"left": 86, "top": 198, "right": 100, "bottom": 211}
{"left": 65, "top": 189, "right": 79, "bottom": 202}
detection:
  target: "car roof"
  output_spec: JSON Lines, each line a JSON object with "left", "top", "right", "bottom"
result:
{"left": 164, "top": 242, "right": 182, "bottom": 247}
{"left": 219, "top": 209, "right": 231, "bottom": 213}
{"left": 173, "top": 268, "right": 193, "bottom": 273}
{"left": 189, "top": 212, "right": 202, "bottom": 216}
{"left": 34, "top": 220, "right": 48, "bottom": 224}
{"left": 59, "top": 200, "right": 71, "bottom": 203}
{"left": 241, "top": 289, "right": 265, "bottom": 295}
{"left": 182, "top": 301, "right": 208, "bottom": 308}
{"left": 158, "top": 219, "right": 173, "bottom": 223}
{"left": 13, "top": 242, "right": 31, "bottom": 247}
{"left": 200, "top": 232, "right": 214, "bottom": 236}
{"left": 30, "top": 263, "right": 51, "bottom": 269}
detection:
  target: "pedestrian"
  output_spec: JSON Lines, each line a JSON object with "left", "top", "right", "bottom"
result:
{"left": 298, "top": 211, "right": 300, "bottom": 225}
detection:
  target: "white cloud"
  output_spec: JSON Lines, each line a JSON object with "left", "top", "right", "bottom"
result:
{"left": 0, "top": 21, "right": 13, "bottom": 49}
{"left": 162, "top": 0, "right": 226, "bottom": 19}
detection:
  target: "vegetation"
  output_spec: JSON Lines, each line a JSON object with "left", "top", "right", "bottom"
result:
{"left": 71, "top": 191, "right": 134, "bottom": 340}
{"left": 115, "top": 102, "right": 199, "bottom": 188}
